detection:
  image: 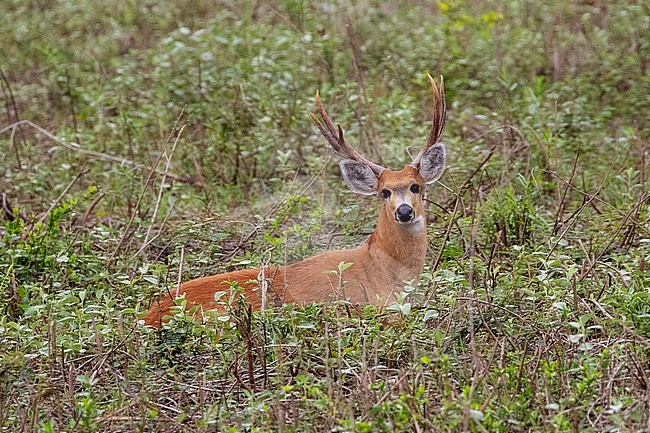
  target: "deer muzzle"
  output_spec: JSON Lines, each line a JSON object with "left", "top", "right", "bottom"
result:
{"left": 395, "top": 204, "right": 415, "bottom": 223}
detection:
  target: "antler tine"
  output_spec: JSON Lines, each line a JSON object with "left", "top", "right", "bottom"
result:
{"left": 411, "top": 75, "right": 447, "bottom": 168}
{"left": 312, "top": 91, "right": 385, "bottom": 176}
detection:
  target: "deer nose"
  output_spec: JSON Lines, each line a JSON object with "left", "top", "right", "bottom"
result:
{"left": 395, "top": 204, "right": 415, "bottom": 222}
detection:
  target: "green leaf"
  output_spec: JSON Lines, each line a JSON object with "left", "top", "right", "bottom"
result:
{"left": 423, "top": 310, "right": 439, "bottom": 322}
{"left": 337, "top": 261, "right": 353, "bottom": 272}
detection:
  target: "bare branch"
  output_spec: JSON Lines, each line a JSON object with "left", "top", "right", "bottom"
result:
{"left": 0, "top": 120, "right": 194, "bottom": 184}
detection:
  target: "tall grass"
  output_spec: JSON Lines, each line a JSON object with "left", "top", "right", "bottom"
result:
{"left": 1, "top": 0, "right": 648, "bottom": 431}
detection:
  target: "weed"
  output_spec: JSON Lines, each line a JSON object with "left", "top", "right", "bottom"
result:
{"left": 1, "top": 0, "right": 648, "bottom": 431}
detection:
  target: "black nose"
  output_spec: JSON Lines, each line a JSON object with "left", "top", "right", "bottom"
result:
{"left": 395, "top": 204, "right": 414, "bottom": 222}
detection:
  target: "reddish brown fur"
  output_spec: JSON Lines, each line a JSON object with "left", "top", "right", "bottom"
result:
{"left": 143, "top": 167, "right": 428, "bottom": 326}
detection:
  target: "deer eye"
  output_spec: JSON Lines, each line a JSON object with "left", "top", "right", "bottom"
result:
{"left": 381, "top": 189, "right": 392, "bottom": 199}
{"left": 410, "top": 184, "right": 420, "bottom": 194}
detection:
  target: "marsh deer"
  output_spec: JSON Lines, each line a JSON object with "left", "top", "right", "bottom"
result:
{"left": 144, "top": 76, "right": 447, "bottom": 327}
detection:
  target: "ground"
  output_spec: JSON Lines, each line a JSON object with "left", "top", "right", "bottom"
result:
{"left": 0, "top": 1, "right": 648, "bottom": 432}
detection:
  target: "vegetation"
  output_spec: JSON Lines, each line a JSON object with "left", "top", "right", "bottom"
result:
{"left": 1, "top": 0, "right": 648, "bottom": 431}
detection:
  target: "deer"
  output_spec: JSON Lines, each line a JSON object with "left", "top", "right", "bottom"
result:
{"left": 143, "top": 75, "right": 447, "bottom": 327}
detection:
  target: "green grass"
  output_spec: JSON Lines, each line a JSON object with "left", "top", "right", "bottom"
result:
{"left": 1, "top": 0, "right": 649, "bottom": 431}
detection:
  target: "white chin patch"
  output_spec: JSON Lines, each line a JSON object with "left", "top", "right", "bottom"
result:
{"left": 397, "top": 215, "right": 425, "bottom": 230}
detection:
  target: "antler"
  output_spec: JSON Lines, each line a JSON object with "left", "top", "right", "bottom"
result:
{"left": 311, "top": 91, "right": 385, "bottom": 176}
{"left": 410, "top": 75, "right": 446, "bottom": 168}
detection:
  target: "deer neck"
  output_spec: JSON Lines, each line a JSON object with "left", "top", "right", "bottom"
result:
{"left": 366, "top": 203, "right": 428, "bottom": 274}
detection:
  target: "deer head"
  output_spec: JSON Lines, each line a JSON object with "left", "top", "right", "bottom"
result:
{"left": 312, "top": 75, "right": 447, "bottom": 229}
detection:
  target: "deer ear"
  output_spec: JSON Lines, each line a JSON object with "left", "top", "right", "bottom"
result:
{"left": 339, "top": 159, "right": 378, "bottom": 195}
{"left": 419, "top": 143, "right": 446, "bottom": 184}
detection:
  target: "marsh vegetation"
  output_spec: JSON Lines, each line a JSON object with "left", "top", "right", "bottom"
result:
{"left": 1, "top": 1, "right": 648, "bottom": 431}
